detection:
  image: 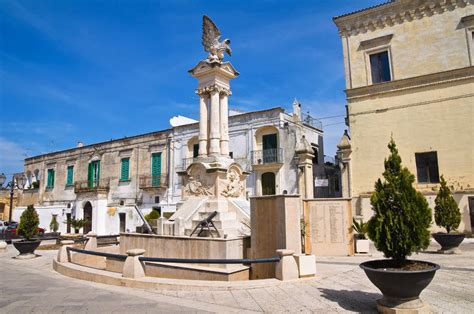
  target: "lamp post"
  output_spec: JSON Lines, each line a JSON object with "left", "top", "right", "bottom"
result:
{"left": 0, "top": 173, "right": 27, "bottom": 223}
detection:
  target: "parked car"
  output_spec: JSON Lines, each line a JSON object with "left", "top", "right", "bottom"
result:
{"left": 0, "top": 220, "right": 7, "bottom": 233}
{"left": 5, "top": 222, "right": 45, "bottom": 237}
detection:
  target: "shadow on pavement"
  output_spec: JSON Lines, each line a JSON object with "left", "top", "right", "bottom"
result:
{"left": 319, "top": 288, "right": 380, "bottom": 313}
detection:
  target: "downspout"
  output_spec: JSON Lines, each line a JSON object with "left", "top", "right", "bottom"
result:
{"left": 166, "top": 134, "right": 173, "bottom": 208}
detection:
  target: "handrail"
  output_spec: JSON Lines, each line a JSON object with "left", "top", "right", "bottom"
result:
{"left": 96, "top": 234, "right": 120, "bottom": 239}
{"left": 66, "top": 247, "right": 280, "bottom": 265}
{"left": 139, "top": 256, "right": 280, "bottom": 264}
{"left": 67, "top": 246, "right": 127, "bottom": 260}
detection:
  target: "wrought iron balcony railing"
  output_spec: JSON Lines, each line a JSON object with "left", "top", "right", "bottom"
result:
{"left": 175, "top": 157, "right": 197, "bottom": 172}
{"left": 74, "top": 178, "right": 110, "bottom": 193}
{"left": 138, "top": 175, "right": 168, "bottom": 189}
{"left": 251, "top": 148, "right": 283, "bottom": 165}
{"left": 301, "top": 112, "right": 323, "bottom": 130}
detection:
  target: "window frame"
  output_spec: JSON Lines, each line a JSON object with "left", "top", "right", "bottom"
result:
{"left": 46, "top": 168, "right": 55, "bottom": 189}
{"left": 364, "top": 45, "right": 394, "bottom": 85}
{"left": 66, "top": 165, "right": 74, "bottom": 187}
{"left": 415, "top": 151, "right": 440, "bottom": 184}
{"left": 120, "top": 157, "right": 130, "bottom": 182}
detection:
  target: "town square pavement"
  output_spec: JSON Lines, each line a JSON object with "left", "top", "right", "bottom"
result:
{"left": 1, "top": 240, "right": 473, "bottom": 313}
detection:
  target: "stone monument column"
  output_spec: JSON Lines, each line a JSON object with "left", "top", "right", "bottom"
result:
{"left": 336, "top": 130, "right": 352, "bottom": 199}
{"left": 198, "top": 92, "right": 209, "bottom": 157}
{"left": 209, "top": 88, "right": 221, "bottom": 156}
{"left": 219, "top": 90, "right": 230, "bottom": 156}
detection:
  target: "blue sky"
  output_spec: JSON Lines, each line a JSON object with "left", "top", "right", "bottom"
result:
{"left": 0, "top": 0, "right": 383, "bottom": 175}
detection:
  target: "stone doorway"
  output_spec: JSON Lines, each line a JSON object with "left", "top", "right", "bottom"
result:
{"left": 119, "top": 213, "right": 126, "bottom": 233}
{"left": 83, "top": 202, "right": 93, "bottom": 234}
{"left": 262, "top": 172, "right": 276, "bottom": 195}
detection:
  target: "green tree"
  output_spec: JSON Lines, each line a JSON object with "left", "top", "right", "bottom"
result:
{"left": 145, "top": 210, "right": 160, "bottom": 224}
{"left": 434, "top": 175, "right": 461, "bottom": 233}
{"left": 17, "top": 205, "right": 40, "bottom": 240}
{"left": 368, "top": 138, "right": 432, "bottom": 265}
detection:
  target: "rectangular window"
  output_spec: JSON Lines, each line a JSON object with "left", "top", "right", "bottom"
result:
{"left": 193, "top": 144, "right": 199, "bottom": 158}
{"left": 66, "top": 165, "right": 74, "bottom": 186}
{"left": 415, "top": 152, "right": 440, "bottom": 184}
{"left": 88, "top": 160, "right": 100, "bottom": 188}
{"left": 151, "top": 153, "right": 162, "bottom": 187}
{"left": 370, "top": 51, "right": 391, "bottom": 84}
{"left": 47, "top": 169, "right": 55, "bottom": 188}
{"left": 120, "top": 158, "right": 130, "bottom": 181}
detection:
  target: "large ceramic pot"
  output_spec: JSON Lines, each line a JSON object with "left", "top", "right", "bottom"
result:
{"left": 13, "top": 239, "right": 42, "bottom": 256}
{"left": 432, "top": 233, "right": 465, "bottom": 251}
{"left": 360, "top": 259, "right": 439, "bottom": 308}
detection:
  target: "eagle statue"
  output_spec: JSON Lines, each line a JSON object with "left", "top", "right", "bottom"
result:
{"left": 202, "top": 15, "right": 232, "bottom": 63}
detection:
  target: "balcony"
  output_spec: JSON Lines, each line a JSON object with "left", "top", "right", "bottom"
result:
{"left": 175, "top": 157, "right": 197, "bottom": 172}
{"left": 251, "top": 148, "right": 283, "bottom": 166}
{"left": 139, "top": 175, "right": 168, "bottom": 190}
{"left": 301, "top": 112, "right": 323, "bottom": 130}
{"left": 74, "top": 179, "right": 110, "bottom": 193}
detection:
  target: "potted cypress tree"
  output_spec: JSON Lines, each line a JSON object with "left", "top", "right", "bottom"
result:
{"left": 360, "top": 139, "right": 439, "bottom": 312}
{"left": 13, "top": 205, "right": 42, "bottom": 259}
{"left": 50, "top": 214, "right": 60, "bottom": 236}
{"left": 352, "top": 218, "right": 369, "bottom": 254}
{"left": 432, "top": 175, "right": 464, "bottom": 253}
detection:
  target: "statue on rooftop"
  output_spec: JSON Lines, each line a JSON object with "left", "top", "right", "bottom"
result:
{"left": 202, "top": 15, "right": 232, "bottom": 63}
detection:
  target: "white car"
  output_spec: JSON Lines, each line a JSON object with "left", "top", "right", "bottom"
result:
{"left": 0, "top": 220, "right": 7, "bottom": 233}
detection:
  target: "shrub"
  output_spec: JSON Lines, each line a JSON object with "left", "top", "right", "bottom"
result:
{"left": 145, "top": 209, "right": 160, "bottom": 224}
{"left": 50, "top": 215, "right": 59, "bottom": 232}
{"left": 368, "top": 138, "right": 432, "bottom": 265}
{"left": 434, "top": 175, "right": 461, "bottom": 234}
{"left": 352, "top": 218, "right": 368, "bottom": 239}
{"left": 17, "top": 205, "right": 40, "bottom": 240}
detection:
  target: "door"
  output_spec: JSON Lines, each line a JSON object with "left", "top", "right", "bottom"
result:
{"left": 83, "top": 202, "right": 93, "bottom": 234}
{"left": 151, "top": 153, "right": 162, "bottom": 187}
{"left": 261, "top": 172, "right": 276, "bottom": 195}
{"left": 262, "top": 134, "right": 277, "bottom": 163}
{"left": 66, "top": 213, "right": 71, "bottom": 234}
{"left": 469, "top": 197, "right": 474, "bottom": 234}
{"left": 119, "top": 213, "right": 126, "bottom": 233}
{"left": 193, "top": 144, "right": 199, "bottom": 159}
{"left": 88, "top": 160, "right": 100, "bottom": 188}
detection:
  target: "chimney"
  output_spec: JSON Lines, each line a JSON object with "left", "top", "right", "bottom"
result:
{"left": 77, "top": 141, "right": 84, "bottom": 148}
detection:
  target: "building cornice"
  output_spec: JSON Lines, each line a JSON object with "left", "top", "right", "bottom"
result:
{"left": 334, "top": 0, "right": 472, "bottom": 37}
{"left": 346, "top": 66, "right": 474, "bottom": 100}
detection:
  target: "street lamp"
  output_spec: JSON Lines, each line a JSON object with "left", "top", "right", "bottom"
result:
{"left": 0, "top": 173, "right": 27, "bottom": 223}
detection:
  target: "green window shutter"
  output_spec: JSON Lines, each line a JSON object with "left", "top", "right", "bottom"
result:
{"left": 88, "top": 163, "right": 93, "bottom": 188}
{"left": 151, "top": 153, "right": 162, "bottom": 186}
{"left": 66, "top": 166, "right": 74, "bottom": 186}
{"left": 47, "top": 169, "right": 55, "bottom": 188}
{"left": 97, "top": 160, "right": 100, "bottom": 181}
{"left": 120, "top": 158, "right": 130, "bottom": 181}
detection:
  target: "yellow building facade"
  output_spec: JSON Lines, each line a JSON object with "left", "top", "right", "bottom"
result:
{"left": 334, "top": 0, "right": 474, "bottom": 234}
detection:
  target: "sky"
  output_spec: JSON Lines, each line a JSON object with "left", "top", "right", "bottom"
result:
{"left": 0, "top": 0, "right": 383, "bottom": 176}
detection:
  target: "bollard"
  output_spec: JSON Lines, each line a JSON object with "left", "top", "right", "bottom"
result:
{"left": 275, "top": 249, "right": 299, "bottom": 281}
{"left": 0, "top": 240, "right": 7, "bottom": 251}
{"left": 84, "top": 232, "right": 97, "bottom": 250}
{"left": 122, "top": 249, "right": 146, "bottom": 279}
{"left": 57, "top": 240, "right": 75, "bottom": 263}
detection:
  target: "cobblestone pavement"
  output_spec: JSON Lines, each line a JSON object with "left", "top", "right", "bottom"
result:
{"left": 1, "top": 241, "right": 473, "bottom": 313}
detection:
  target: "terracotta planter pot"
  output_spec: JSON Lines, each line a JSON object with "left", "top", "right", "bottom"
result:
{"left": 432, "top": 233, "right": 465, "bottom": 251}
{"left": 360, "top": 259, "right": 439, "bottom": 309}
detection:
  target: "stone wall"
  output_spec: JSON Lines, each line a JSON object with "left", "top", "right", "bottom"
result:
{"left": 304, "top": 198, "right": 353, "bottom": 256}
{"left": 249, "top": 195, "right": 301, "bottom": 279}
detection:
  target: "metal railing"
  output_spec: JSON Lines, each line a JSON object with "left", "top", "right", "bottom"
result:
{"left": 74, "top": 178, "right": 110, "bottom": 193}
{"left": 138, "top": 175, "right": 168, "bottom": 189}
{"left": 301, "top": 112, "right": 323, "bottom": 130}
{"left": 66, "top": 247, "right": 280, "bottom": 265}
{"left": 175, "top": 157, "right": 197, "bottom": 172}
{"left": 251, "top": 148, "right": 283, "bottom": 165}
{"left": 323, "top": 155, "right": 337, "bottom": 166}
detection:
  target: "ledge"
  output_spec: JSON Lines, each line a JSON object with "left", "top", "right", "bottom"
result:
{"left": 346, "top": 66, "right": 474, "bottom": 100}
